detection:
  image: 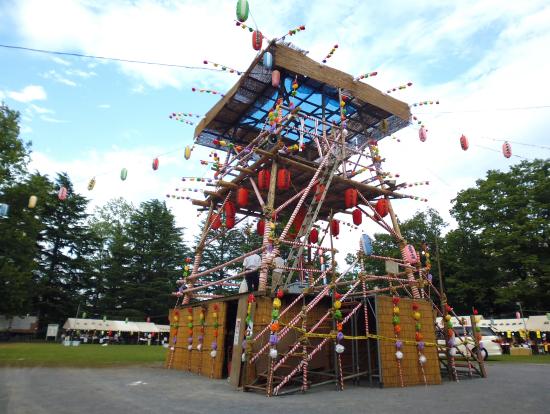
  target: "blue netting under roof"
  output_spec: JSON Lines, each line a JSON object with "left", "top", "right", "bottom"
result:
{"left": 239, "top": 75, "right": 360, "bottom": 143}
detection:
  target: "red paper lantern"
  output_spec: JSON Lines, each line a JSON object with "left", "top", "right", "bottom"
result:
{"left": 252, "top": 30, "right": 263, "bottom": 51}
{"left": 502, "top": 141, "right": 512, "bottom": 158}
{"left": 419, "top": 126, "right": 427, "bottom": 142}
{"left": 152, "top": 157, "right": 159, "bottom": 170}
{"left": 226, "top": 215, "right": 236, "bottom": 229}
{"left": 272, "top": 70, "right": 280, "bottom": 88}
{"left": 236, "top": 187, "right": 249, "bottom": 207}
{"left": 210, "top": 213, "right": 222, "bottom": 230}
{"left": 308, "top": 228, "right": 319, "bottom": 244}
{"left": 374, "top": 199, "right": 389, "bottom": 218}
{"left": 224, "top": 201, "right": 236, "bottom": 220}
{"left": 344, "top": 188, "right": 358, "bottom": 208}
{"left": 258, "top": 169, "right": 270, "bottom": 190}
{"left": 460, "top": 134, "right": 469, "bottom": 151}
{"left": 277, "top": 169, "right": 291, "bottom": 191}
{"left": 314, "top": 183, "right": 325, "bottom": 202}
{"left": 330, "top": 219, "right": 340, "bottom": 237}
{"left": 257, "top": 220, "right": 265, "bottom": 236}
{"left": 352, "top": 209, "right": 362, "bottom": 225}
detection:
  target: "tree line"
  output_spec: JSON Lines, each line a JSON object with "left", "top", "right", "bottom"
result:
{"left": 1, "top": 104, "right": 549, "bottom": 329}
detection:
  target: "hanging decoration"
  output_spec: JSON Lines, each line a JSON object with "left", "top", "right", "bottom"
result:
{"left": 334, "top": 295, "right": 345, "bottom": 358}
{"left": 308, "top": 228, "right": 319, "bottom": 244}
{"left": 25, "top": 195, "right": 37, "bottom": 209}
{"left": 252, "top": 30, "right": 263, "bottom": 51}
{"left": 170, "top": 112, "right": 202, "bottom": 119}
{"left": 184, "top": 145, "right": 192, "bottom": 160}
{"left": 202, "top": 60, "right": 242, "bottom": 76}
{"left": 410, "top": 100, "right": 439, "bottom": 107}
{"left": 263, "top": 51, "right": 273, "bottom": 69}
{"left": 460, "top": 134, "right": 469, "bottom": 151}
{"left": 87, "top": 177, "right": 96, "bottom": 191}
{"left": 344, "top": 188, "right": 358, "bottom": 208}
{"left": 386, "top": 82, "right": 413, "bottom": 94}
{"left": 258, "top": 169, "right": 271, "bottom": 190}
{"left": 419, "top": 126, "right": 428, "bottom": 142}
{"left": 152, "top": 158, "right": 159, "bottom": 171}
{"left": 402, "top": 244, "right": 419, "bottom": 265}
{"left": 257, "top": 219, "right": 265, "bottom": 236}
{"left": 224, "top": 201, "right": 236, "bottom": 229}
{"left": 210, "top": 213, "right": 222, "bottom": 230}
{"left": 120, "top": 168, "right": 128, "bottom": 181}
{"left": 354, "top": 71, "right": 378, "bottom": 81}
{"left": 282, "top": 24, "right": 306, "bottom": 37}
{"left": 352, "top": 208, "right": 362, "bottom": 225}
{"left": 191, "top": 87, "right": 225, "bottom": 97}
{"left": 502, "top": 141, "right": 512, "bottom": 158}
{"left": 197, "top": 307, "right": 206, "bottom": 353}
{"left": 58, "top": 186, "right": 68, "bottom": 201}
{"left": 272, "top": 70, "right": 281, "bottom": 88}
{"left": 374, "top": 198, "right": 389, "bottom": 219}
{"left": 210, "top": 304, "right": 220, "bottom": 360}
{"left": 321, "top": 44, "right": 338, "bottom": 64}
{"left": 269, "top": 291, "right": 282, "bottom": 359}
{"left": 169, "top": 113, "right": 197, "bottom": 125}
{"left": 242, "top": 293, "right": 255, "bottom": 361}
{"left": 412, "top": 302, "right": 428, "bottom": 384}
{"left": 291, "top": 76, "right": 299, "bottom": 97}
{"left": 236, "top": 187, "right": 249, "bottom": 207}
{"left": 236, "top": 0, "right": 249, "bottom": 22}
{"left": 314, "top": 183, "right": 325, "bottom": 202}
{"left": 276, "top": 168, "right": 291, "bottom": 191}
{"left": 360, "top": 234, "right": 373, "bottom": 256}
{"left": 0, "top": 203, "right": 8, "bottom": 217}
{"left": 330, "top": 219, "right": 340, "bottom": 237}
{"left": 392, "top": 296, "right": 405, "bottom": 387}
{"left": 186, "top": 307, "right": 194, "bottom": 352}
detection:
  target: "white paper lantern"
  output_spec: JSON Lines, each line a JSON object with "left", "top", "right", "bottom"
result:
{"left": 335, "top": 344, "right": 345, "bottom": 354}
{"left": 342, "top": 129, "right": 348, "bottom": 138}
{"left": 170, "top": 346, "right": 175, "bottom": 351}
{"left": 187, "top": 345, "right": 193, "bottom": 350}
{"left": 210, "top": 350, "right": 217, "bottom": 358}
{"left": 449, "top": 348, "right": 457, "bottom": 357}
{"left": 197, "top": 344, "right": 203, "bottom": 351}
{"left": 395, "top": 351, "right": 404, "bottom": 360}
{"left": 269, "top": 348, "right": 278, "bottom": 359}
{"left": 241, "top": 352, "right": 246, "bottom": 362}
{"left": 419, "top": 354, "right": 427, "bottom": 365}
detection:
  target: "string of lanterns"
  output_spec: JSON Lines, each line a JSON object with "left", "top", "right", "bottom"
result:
{"left": 386, "top": 82, "right": 413, "bottom": 94}
{"left": 354, "top": 71, "right": 378, "bottom": 81}
{"left": 191, "top": 87, "right": 225, "bottom": 97}
{"left": 321, "top": 44, "right": 338, "bottom": 64}
{"left": 392, "top": 296, "right": 405, "bottom": 387}
{"left": 202, "top": 60, "right": 243, "bottom": 75}
{"left": 410, "top": 100, "right": 440, "bottom": 107}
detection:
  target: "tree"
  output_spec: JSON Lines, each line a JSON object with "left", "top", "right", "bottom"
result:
{"left": 449, "top": 159, "right": 550, "bottom": 314}
{"left": 120, "top": 200, "right": 188, "bottom": 320}
{"left": 33, "top": 173, "right": 94, "bottom": 327}
{"left": 0, "top": 104, "right": 30, "bottom": 189}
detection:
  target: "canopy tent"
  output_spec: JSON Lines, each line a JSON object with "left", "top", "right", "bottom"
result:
{"left": 62, "top": 318, "right": 168, "bottom": 334}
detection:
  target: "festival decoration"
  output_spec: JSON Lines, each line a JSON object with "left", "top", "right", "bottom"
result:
{"left": 202, "top": 60, "right": 242, "bottom": 75}
{"left": 210, "top": 213, "right": 222, "bottom": 230}
{"left": 87, "top": 177, "right": 96, "bottom": 191}
{"left": 272, "top": 70, "right": 281, "bottom": 88}
{"left": 392, "top": 296, "right": 405, "bottom": 387}
{"left": 211, "top": 304, "right": 220, "bottom": 360}
{"left": 184, "top": 145, "right": 192, "bottom": 160}
{"left": 352, "top": 208, "right": 362, "bottom": 225}
{"left": 236, "top": 0, "right": 249, "bottom": 22}
{"left": 58, "top": 186, "right": 68, "bottom": 201}
{"left": 237, "top": 187, "right": 249, "bottom": 207}
{"left": 252, "top": 30, "right": 263, "bottom": 51}
{"left": 374, "top": 198, "right": 389, "bottom": 218}
{"left": 410, "top": 100, "right": 439, "bottom": 107}
{"left": 0, "top": 203, "right": 8, "bottom": 217}
{"left": 28, "top": 195, "right": 37, "bottom": 209}
{"left": 360, "top": 234, "right": 373, "bottom": 256}
{"left": 257, "top": 219, "right": 265, "bottom": 236}
{"left": 330, "top": 219, "right": 340, "bottom": 237}
{"left": 354, "top": 71, "right": 378, "bottom": 81}
{"left": 402, "top": 244, "right": 419, "bottom": 265}
{"left": 120, "top": 168, "right": 128, "bottom": 181}
{"left": 191, "top": 87, "right": 225, "bottom": 97}
{"left": 419, "top": 126, "right": 427, "bottom": 142}
{"left": 186, "top": 307, "right": 194, "bottom": 351}
{"left": 460, "top": 134, "right": 469, "bottom": 151}
{"left": 277, "top": 168, "right": 291, "bottom": 191}
{"left": 386, "top": 82, "right": 413, "bottom": 94}
{"left": 321, "top": 44, "right": 338, "bottom": 64}
{"left": 263, "top": 51, "right": 273, "bottom": 69}
{"left": 152, "top": 158, "right": 159, "bottom": 171}
{"left": 344, "top": 188, "right": 358, "bottom": 208}
{"left": 258, "top": 169, "right": 271, "bottom": 190}
{"left": 308, "top": 228, "right": 319, "bottom": 244}
{"left": 502, "top": 141, "right": 512, "bottom": 158}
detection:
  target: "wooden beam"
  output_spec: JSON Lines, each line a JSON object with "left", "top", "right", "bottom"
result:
{"left": 191, "top": 199, "right": 210, "bottom": 207}
{"left": 217, "top": 180, "right": 239, "bottom": 189}
{"left": 273, "top": 45, "right": 411, "bottom": 121}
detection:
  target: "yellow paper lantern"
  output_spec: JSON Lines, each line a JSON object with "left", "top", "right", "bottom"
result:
{"left": 334, "top": 300, "right": 342, "bottom": 310}
{"left": 413, "top": 312, "right": 421, "bottom": 321}
{"left": 184, "top": 145, "right": 192, "bottom": 160}
{"left": 444, "top": 314, "right": 451, "bottom": 321}
{"left": 187, "top": 315, "right": 193, "bottom": 322}
{"left": 393, "top": 306, "right": 400, "bottom": 315}
{"left": 273, "top": 298, "right": 281, "bottom": 309}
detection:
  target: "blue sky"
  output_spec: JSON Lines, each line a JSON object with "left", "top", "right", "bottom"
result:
{"left": 1, "top": 0, "right": 549, "bottom": 254}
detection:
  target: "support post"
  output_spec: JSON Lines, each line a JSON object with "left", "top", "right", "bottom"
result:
{"left": 258, "top": 160, "right": 278, "bottom": 292}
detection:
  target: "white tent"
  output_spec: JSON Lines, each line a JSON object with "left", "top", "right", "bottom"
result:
{"left": 62, "top": 318, "right": 166, "bottom": 333}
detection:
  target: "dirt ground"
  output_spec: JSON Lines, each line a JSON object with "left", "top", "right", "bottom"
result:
{"left": 1, "top": 363, "right": 548, "bottom": 414}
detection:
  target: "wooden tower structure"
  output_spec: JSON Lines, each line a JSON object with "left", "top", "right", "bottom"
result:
{"left": 166, "top": 42, "right": 486, "bottom": 395}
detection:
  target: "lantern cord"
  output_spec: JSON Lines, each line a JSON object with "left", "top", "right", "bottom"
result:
{"left": 0, "top": 44, "right": 234, "bottom": 72}
{"left": 478, "top": 137, "right": 550, "bottom": 151}
{"left": 413, "top": 104, "right": 550, "bottom": 115}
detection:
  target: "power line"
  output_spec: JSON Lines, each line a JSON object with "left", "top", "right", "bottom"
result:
{"left": 413, "top": 104, "right": 550, "bottom": 115}
{"left": 0, "top": 43, "right": 233, "bottom": 72}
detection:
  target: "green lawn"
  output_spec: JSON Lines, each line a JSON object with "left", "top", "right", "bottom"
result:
{"left": 488, "top": 354, "right": 550, "bottom": 364}
{"left": 0, "top": 343, "right": 167, "bottom": 367}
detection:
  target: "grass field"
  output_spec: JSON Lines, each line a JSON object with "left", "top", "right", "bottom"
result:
{"left": 489, "top": 354, "right": 550, "bottom": 363}
{"left": 0, "top": 343, "right": 167, "bottom": 367}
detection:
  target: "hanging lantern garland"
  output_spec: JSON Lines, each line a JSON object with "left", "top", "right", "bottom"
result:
{"left": 410, "top": 100, "right": 439, "bottom": 107}
{"left": 203, "top": 60, "right": 242, "bottom": 76}
{"left": 321, "top": 44, "right": 338, "bottom": 64}
{"left": 502, "top": 141, "right": 512, "bottom": 158}
{"left": 334, "top": 294, "right": 345, "bottom": 353}
{"left": 235, "top": 0, "right": 249, "bottom": 22}
{"left": 211, "top": 304, "right": 220, "bottom": 359}
{"left": 392, "top": 296, "right": 405, "bottom": 387}
{"left": 386, "top": 82, "right": 413, "bottom": 94}
{"left": 419, "top": 126, "right": 428, "bottom": 142}
{"left": 354, "top": 71, "right": 378, "bottom": 81}
{"left": 242, "top": 293, "right": 255, "bottom": 362}
{"left": 269, "top": 290, "right": 283, "bottom": 359}
{"left": 291, "top": 76, "right": 299, "bottom": 97}
{"left": 191, "top": 87, "right": 225, "bottom": 97}
{"left": 412, "top": 302, "right": 428, "bottom": 384}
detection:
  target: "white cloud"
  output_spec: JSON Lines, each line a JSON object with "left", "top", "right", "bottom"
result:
{"left": 7, "top": 85, "right": 47, "bottom": 102}
{"left": 41, "top": 69, "right": 77, "bottom": 86}
{"left": 65, "top": 69, "right": 96, "bottom": 78}
{"left": 30, "top": 104, "right": 54, "bottom": 114}
{"left": 40, "top": 115, "right": 67, "bottom": 123}
{"left": 51, "top": 56, "right": 71, "bottom": 66}
{"left": 97, "top": 103, "right": 110, "bottom": 109}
